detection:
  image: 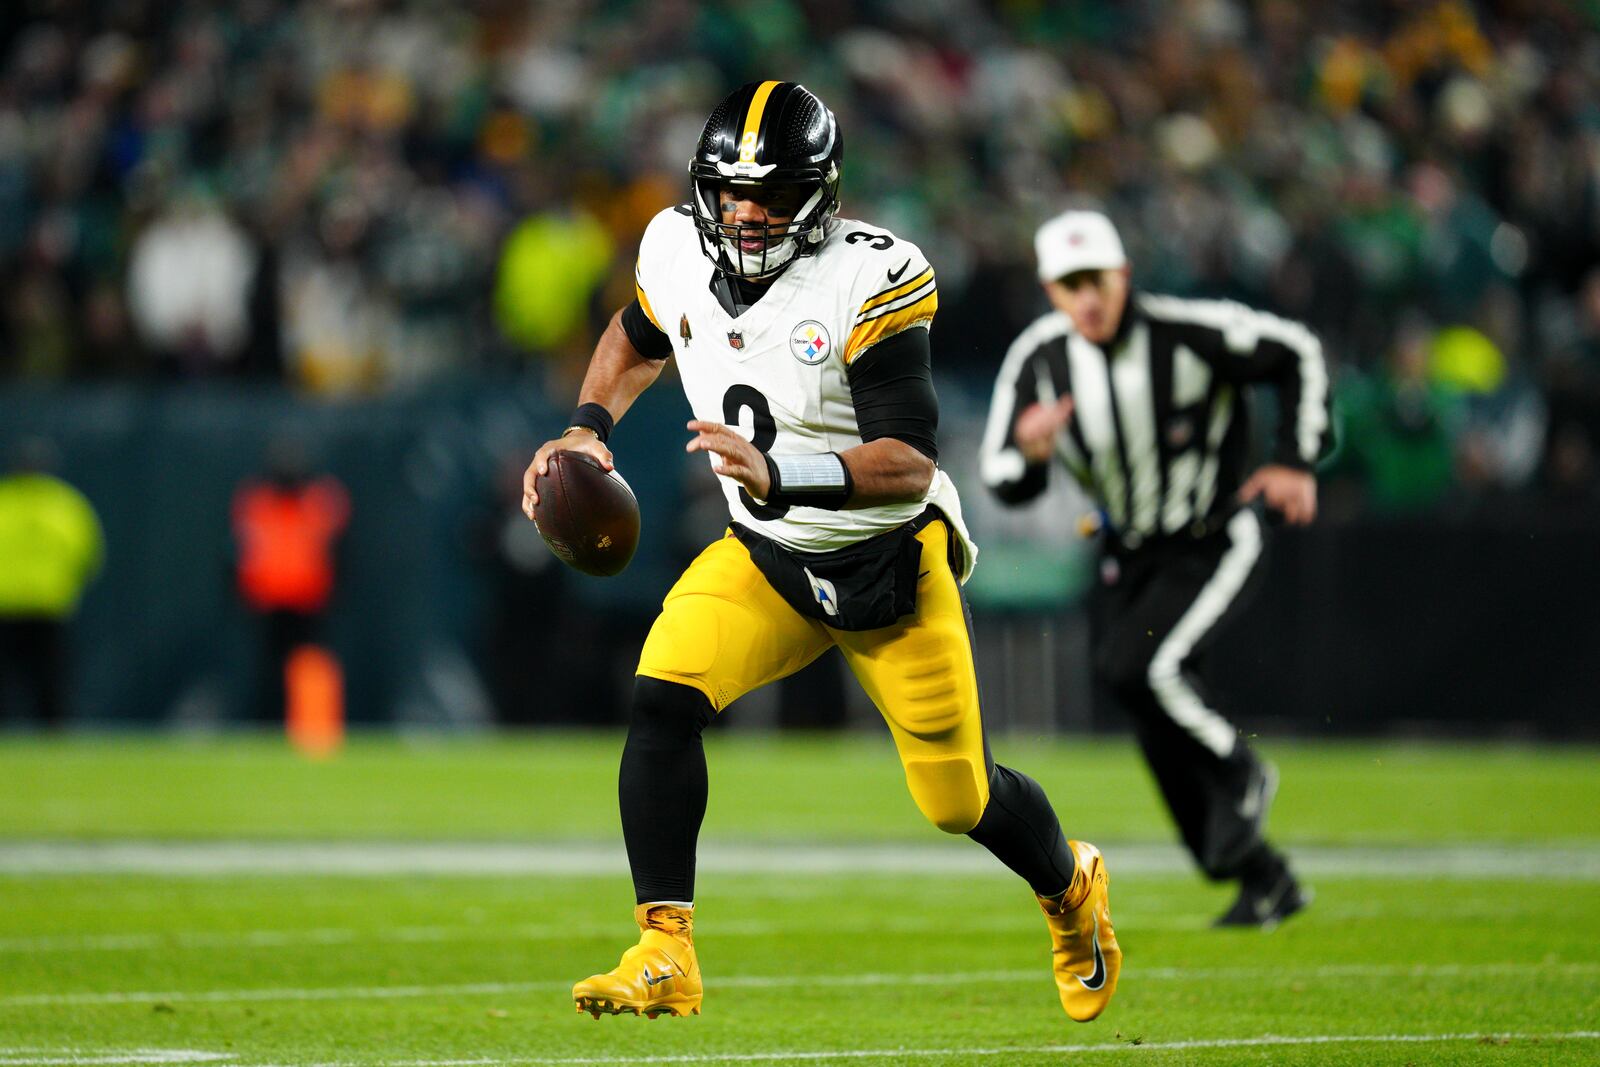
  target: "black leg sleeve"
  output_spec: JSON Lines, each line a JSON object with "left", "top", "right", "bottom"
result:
{"left": 967, "top": 764, "right": 1077, "bottom": 898}
{"left": 619, "top": 677, "right": 715, "bottom": 905}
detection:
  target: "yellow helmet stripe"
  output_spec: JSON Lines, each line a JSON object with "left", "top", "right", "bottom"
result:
{"left": 739, "top": 81, "right": 782, "bottom": 163}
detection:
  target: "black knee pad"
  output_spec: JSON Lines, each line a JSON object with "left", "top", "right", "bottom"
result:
{"left": 629, "top": 677, "right": 715, "bottom": 748}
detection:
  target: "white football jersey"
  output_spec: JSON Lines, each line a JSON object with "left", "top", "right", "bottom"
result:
{"left": 634, "top": 206, "right": 977, "bottom": 579}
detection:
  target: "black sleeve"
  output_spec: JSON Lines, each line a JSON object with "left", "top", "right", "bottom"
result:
{"left": 621, "top": 298, "right": 673, "bottom": 360}
{"left": 846, "top": 327, "right": 940, "bottom": 462}
{"left": 1180, "top": 302, "right": 1331, "bottom": 469}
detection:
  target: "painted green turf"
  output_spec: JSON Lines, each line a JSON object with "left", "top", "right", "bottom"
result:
{"left": 1, "top": 735, "right": 1597, "bottom": 1064}
{"left": 0, "top": 732, "right": 1596, "bottom": 843}
{"left": 1, "top": 871, "right": 1596, "bottom": 1065}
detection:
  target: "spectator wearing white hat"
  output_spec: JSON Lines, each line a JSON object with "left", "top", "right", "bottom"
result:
{"left": 979, "top": 209, "right": 1331, "bottom": 928}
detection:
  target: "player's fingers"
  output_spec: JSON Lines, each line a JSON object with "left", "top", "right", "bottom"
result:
{"left": 686, "top": 431, "right": 732, "bottom": 457}
{"left": 1237, "top": 475, "right": 1263, "bottom": 503}
{"left": 522, "top": 463, "right": 541, "bottom": 511}
{"left": 533, "top": 442, "right": 558, "bottom": 477}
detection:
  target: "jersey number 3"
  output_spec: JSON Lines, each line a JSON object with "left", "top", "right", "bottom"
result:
{"left": 723, "top": 384, "right": 788, "bottom": 520}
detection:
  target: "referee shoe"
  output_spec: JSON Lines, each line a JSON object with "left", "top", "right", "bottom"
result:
{"left": 1214, "top": 852, "right": 1311, "bottom": 929}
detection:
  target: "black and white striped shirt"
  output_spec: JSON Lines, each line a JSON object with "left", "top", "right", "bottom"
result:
{"left": 980, "top": 293, "right": 1330, "bottom": 548}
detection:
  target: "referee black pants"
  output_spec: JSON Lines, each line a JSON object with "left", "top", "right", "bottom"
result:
{"left": 1089, "top": 509, "right": 1272, "bottom": 881}
{"left": 0, "top": 617, "right": 67, "bottom": 729}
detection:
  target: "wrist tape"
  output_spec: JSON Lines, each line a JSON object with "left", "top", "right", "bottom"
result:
{"left": 762, "top": 452, "right": 854, "bottom": 510}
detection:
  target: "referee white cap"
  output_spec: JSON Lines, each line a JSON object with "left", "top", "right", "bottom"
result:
{"left": 1034, "top": 210, "right": 1126, "bottom": 282}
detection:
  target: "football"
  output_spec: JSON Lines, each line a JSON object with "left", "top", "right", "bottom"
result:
{"left": 532, "top": 450, "right": 640, "bottom": 577}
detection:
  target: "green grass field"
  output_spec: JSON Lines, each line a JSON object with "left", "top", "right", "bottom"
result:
{"left": 2, "top": 733, "right": 1597, "bottom": 1065}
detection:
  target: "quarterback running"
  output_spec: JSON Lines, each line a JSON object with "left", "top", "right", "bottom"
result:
{"left": 522, "top": 81, "right": 1121, "bottom": 1023}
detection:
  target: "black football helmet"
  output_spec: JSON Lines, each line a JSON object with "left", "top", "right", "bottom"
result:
{"left": 689, "top": 81, "right": 842, "bottom": 279}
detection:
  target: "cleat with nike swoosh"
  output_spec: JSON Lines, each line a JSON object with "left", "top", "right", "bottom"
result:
{"left": 1038, "top": 840, "right": 1122, "bottom": 1021}
{"left": 572, "top": 903, "right": 703, "bottom": 1019}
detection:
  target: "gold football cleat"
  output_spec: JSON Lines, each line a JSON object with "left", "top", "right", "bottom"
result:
{"left": 573, "top": 903, "right": 703, "bottom": 1019}
{"left": 1038, "top": 840, "right": 1122, "bottom": 1021}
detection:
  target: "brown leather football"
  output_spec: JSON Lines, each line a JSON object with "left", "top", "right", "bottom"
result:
{"left": 532, "top": 450, "right": 640, "bottom": 577}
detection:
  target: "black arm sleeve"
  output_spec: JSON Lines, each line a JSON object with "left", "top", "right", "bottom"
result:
{"left": 846, "top": 327, "right": 940, "bottom": 462}
{"left": 621, "top": 298, "right": 673, "bottom": 360}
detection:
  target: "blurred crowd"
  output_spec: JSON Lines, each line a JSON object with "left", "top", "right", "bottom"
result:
{"left": 1, "top": 0, "right": 1598, "bottom": 509}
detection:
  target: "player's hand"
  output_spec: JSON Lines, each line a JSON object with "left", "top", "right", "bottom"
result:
{"left": 1013, "top": 396, "right": 1075, "bottom": 463}
{"left": 685, "top": 420, "right": 771, "bottom": 500}
{"left": 522, "top": 430, "right": 614, "bottom": 518}
{"left": 1238, "top": 464, "right": 1317, "bottom": 526}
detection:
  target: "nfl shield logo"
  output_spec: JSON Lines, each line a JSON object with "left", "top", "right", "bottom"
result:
{"left": 727, "top": 330, "right": 744, "bottom": 350}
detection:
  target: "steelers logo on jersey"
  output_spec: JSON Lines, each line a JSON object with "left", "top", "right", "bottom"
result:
{"left": 789, "top": 320, "right": 832, "bottom": 365}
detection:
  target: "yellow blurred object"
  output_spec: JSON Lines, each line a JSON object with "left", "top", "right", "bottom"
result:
{"left": 1429, "top": 325, "right": 1505, "bottom": 394}
{"left": 494, "top": 209, "right": 614, "bottom": 354}
{"left": 0, "top": 473, "right": 104, "bottom": 618}
{"left": 1318, "top": 38, "right": 1374, "bottom": 114}
{"left": 318, "top": 68, "right": 415, "bottom": 131}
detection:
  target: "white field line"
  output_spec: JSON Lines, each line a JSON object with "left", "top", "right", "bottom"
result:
{"left": 294, "top": 1031, "right": 1600, "bottom": 1064}
{"left": 4, "top": 961, "right": 1597, "bottom": 1008}
{"left": 0, "top": 1054, "right": 230, "bottom": 1065}
{"left": 3, "top": 841, "right": 1600, "bottom": 880}
{"left": 10, "top": 1032, "right": 1599, "bottom": 1066}
{"left": 0, "top": 897, "right": 1550, "bottom": 955}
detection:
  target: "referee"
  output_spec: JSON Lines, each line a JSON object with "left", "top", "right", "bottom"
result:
{"left": 979, "top": 210, "right": 1330, "bottom": 927}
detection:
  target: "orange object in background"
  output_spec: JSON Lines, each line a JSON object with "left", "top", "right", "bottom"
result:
{"left": 232, "top": 476, "right": 351, "bottom": 614}
{"left": 286, "top": 644, "right": 344, "bottom": 758}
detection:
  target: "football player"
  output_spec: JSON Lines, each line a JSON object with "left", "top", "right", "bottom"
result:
{"left": 522, "top": 81, "right": 1120, "bottom": 1022}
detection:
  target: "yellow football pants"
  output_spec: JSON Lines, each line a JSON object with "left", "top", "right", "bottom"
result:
{"left": 637, "top": 519, "right": 990, "bottom": 834}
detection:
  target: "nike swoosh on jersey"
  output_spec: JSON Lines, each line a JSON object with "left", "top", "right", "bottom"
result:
{"left": 1076, "top": 915, "right": 1107, "bottom": 990}
{"left": 887, "top": 260, "right": 911, "bottom": 283}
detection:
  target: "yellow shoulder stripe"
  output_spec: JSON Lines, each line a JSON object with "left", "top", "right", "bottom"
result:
{"left": 844, "top": 290, "right": 938, "bottom": 365}
{"left": 634, "top": 263, "right": 661, "bottom": 330}
{"left": 857, "top": 266, "right": 934, "bottom": 318}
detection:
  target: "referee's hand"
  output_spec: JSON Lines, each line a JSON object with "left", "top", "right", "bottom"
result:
{"left": 1014, "top": 396, "right": 1075, "bottom": 463}
{"left": 1238, "top": 464, "right": 1317, "bottom": 525}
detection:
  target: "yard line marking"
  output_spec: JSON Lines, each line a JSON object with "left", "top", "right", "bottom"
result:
{"left": 54, "top": 1032, "right": 1597, "bottom": 1066}
{"left": 4, "top": 962, "right": 1596, "bottom": 1007}
{"left": 0, "top": 1052, "right": 231, "bottom": 1065}
{"left": 3, "top": 841, "right": 1599, "bottom": 880}
{"left": 3, "top": 1034, "right": 1598, "bottom": 1067}
{"left": 372, "top": 1031, "right": 1600, "bottom": 1063}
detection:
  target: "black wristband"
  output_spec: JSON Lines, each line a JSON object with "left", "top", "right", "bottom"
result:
{"left": 762, "top": 452, "right": 855, "bottom": 511}
{"left": 567, "top": 402, "right": 614, "bottom": 444}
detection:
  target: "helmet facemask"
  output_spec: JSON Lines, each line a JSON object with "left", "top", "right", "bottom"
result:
{"left": 691, "top": 175, "right": 833, "bottom": 280}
